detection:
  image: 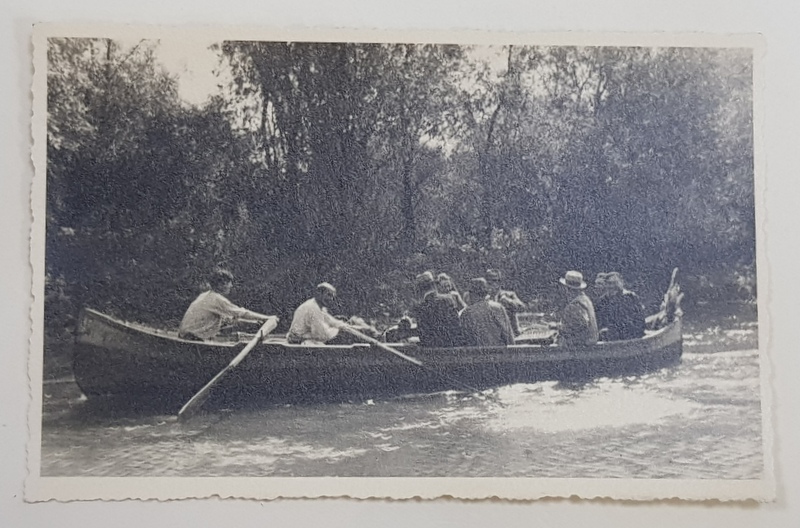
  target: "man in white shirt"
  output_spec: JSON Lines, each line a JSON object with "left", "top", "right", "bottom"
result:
{"left": 287, "top": 283, "right": 379, "bottom": 344}
{"left": 178, "top": 269, "right": 273, "bottom": 340}
{"left": 287, "top": 282, "right": 344, "bottom": 344}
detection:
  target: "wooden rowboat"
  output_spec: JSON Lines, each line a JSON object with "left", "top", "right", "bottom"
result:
{"left": 72, "top": 307, "right": 683, "bottom": 410}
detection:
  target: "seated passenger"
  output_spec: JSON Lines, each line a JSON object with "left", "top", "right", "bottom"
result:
{"left": 436, "top": 273, "right": 468, "bottom": 312}
{"left": 411, "top": 271, "right": 462, "bottom": 348}
{"left": 178, "top": 269, "right": 274, "bottom": 341}
{"left": 460, "top": 278, "right": 514, "bottom": 347}
{"left": 383, "top": 314, "right": 416, "bottom": 343}
{"left": 555, "top": 270, "right": 599, "bottom": 346}
{"left": 486, "top": 268, "right": 526, "bottom": 335}
{"left": 594, "top": 272, "right": 646, "bottom": 341}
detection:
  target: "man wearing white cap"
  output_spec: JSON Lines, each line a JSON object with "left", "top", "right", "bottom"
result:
{"left": 556, "top": 270, "right": 599, "bottom": 346}
{"left": 287, "top": 282, "right": 344, "bottom": 344}
{"left": 287, "top": 282, "right": 377, "bottom": 345}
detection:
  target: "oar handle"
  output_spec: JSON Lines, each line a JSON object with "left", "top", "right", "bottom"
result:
{"left": 231, "top": 317, "right": 278, "bottom": 367}
{"left": 341, "top": 324, "right": 503, "bottom": 406}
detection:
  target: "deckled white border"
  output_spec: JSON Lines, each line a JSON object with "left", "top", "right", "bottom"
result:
{"left": 27, "top": 23, "right": 774, "bottom": 502}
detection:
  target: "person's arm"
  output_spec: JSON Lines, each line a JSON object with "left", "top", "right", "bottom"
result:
{"left": 559, "top": 303, "right": 585, "bottom": 341}
{"left": 451, "top": 291, "right": 467, "bottom": 311}
{"left": 458, "top": 309, "right": 476, "bottom": 346}
{"left": 498, "top": 307, "right": 515, "bottom": 345}
{"left": 499, "top": 290, "right": 526, "bottom": 310}
{"left": 310, "top": 307, "right": 342, "bottom": 342}
{"left": 211, "top": 294, "right": 270, "bottom": 322}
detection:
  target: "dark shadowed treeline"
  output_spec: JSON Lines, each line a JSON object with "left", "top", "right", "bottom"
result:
{"left": 45, "top": 38, "right": 756, "bottom": 330}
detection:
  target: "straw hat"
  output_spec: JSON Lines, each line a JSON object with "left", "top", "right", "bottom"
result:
{"left": 559, "top": 270, "right": 587, "bottom": 290}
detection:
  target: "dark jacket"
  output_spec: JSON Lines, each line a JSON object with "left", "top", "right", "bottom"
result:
{"left": 595, "top": 290, "right": 646, "bottom": 341}
{"left": 460, "top": 300, "right": 515, "bottom": 347}
{"left": 413, "top": 291, "right": 463, "bottom": 348}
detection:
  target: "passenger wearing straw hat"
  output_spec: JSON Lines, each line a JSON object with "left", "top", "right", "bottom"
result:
{"left": 555, "top": 270, "right": 599, "bottom": 346}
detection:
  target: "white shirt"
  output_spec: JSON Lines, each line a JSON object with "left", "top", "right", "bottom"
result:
{"left": 178, "top": 290, "right": 254, "bottom": 340}
{"left": 287, "top": 298, "right": 340, "bottom": 344}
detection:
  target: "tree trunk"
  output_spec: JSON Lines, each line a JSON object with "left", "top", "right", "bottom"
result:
{"left": 400, "top": 149, "right": 416, "bottom": 254}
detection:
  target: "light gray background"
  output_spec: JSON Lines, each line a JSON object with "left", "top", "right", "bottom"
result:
{"left": 2, "top": 0, "right": 797, "bottom": 525}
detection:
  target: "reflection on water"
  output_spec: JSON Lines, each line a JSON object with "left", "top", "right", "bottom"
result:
{"left": 40, "top": 305, "right": 764, "bottom": 479}
{"left": 487, "top": 383, "right": 701, "bottom": 433}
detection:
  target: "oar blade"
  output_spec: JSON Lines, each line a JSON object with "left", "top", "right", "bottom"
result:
{"left": 177, "top": 364, "right": 230, "bottom": 420}
{"left": 177, "top": 383, "right": 213, "bottom": 421}
{"left": 177, "top": 317, "right": 278, "bottom": 420}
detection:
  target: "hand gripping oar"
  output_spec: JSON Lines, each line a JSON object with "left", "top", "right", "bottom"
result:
{"left": 339, "top": 325, "right": 504, "bottom": 405}
{"left": 178, "top": 317, "right": 278, "bottom": 420}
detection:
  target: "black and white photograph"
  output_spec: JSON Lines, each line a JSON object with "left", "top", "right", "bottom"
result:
{"left": 27, "top": 26, "right": 772, "bottom": 501}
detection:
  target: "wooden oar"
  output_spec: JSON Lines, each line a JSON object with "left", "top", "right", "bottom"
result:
{"left": 338, "top": 325, "right": 503, "bottom": 404}
{"left": 339, "top": 325, "right": 423, "bottom": 366}
{"left": 178, "top": 317, "right": 278, "bottom": 420}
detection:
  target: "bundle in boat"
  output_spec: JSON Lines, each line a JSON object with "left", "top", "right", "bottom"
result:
{"left": 646, "top": 267, "right": 684, "bottom": 331}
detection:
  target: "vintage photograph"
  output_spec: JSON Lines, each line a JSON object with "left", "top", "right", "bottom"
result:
{"left": 28, "top": 26, "right": 771, "bottom": 501}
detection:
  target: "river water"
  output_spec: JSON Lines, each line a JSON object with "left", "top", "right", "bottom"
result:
{"left": 40, "top": 304, "right": 764, "bottom": 479}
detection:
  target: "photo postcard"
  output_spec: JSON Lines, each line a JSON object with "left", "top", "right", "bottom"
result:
{"left": 27, "top": 24, "right": 773, "bottom": 502}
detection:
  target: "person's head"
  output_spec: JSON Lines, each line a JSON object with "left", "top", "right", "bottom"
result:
{"left": 558, "top": 270, "right": 587, "bottom": 298}
{"left": 415, "top": 271, "right": 437, "bottom": 299}
{"left": 485, "top": 268, "right": 502, "bottom": 295}
{"left": 594, "top": 272, "right": 610, "bottom": 296}
{"left": 209, "top": 269, "right": 234, "bottom": 295}
{"left": 468, "top": 277, "right": 489, "bottom": 302}
{"left": 436, "top": 273, "right": 456, "bottom": 294}
{"left": 604, "top": 272, "right": 624, "bottom": 295}
{"left": 315, "top": 282, "right": 337, "bottom": 308}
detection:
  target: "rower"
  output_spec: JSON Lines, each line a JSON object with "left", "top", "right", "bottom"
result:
{"left": 287, "top": 283, "right": 377, "bottom": 345}
{"left": 178, "top": 269, "right": 274, "bottom": 341}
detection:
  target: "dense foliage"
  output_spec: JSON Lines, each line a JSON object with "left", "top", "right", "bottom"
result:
{"left": 45, "top": 38, "right": 756, "bottom": 330}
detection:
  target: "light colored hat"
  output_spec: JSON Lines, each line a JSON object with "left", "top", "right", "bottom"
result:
{"left": 316, "top": 282, "right": 337, "bottom": 296}
{"left": 559, "top": 270, "right": 587, "bottom": 290}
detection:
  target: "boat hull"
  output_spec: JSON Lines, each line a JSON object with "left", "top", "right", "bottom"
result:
{"left": 72, "top": 309, "right": 683, "bottom": 410}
